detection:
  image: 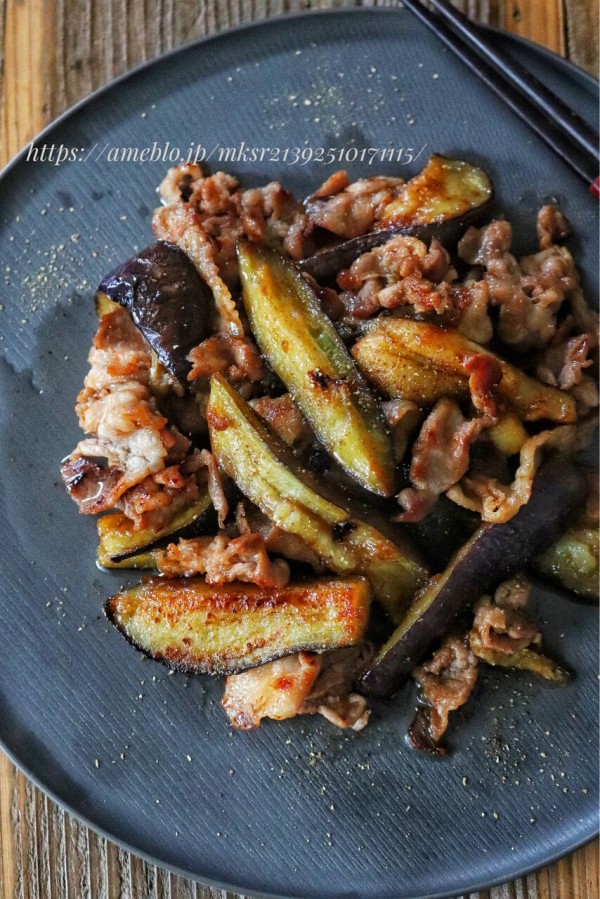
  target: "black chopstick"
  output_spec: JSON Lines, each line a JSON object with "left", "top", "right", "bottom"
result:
{"left": 427, "top": 0, "right": 599, "bottom": 162}
{"left": 401, "top": 0, "right": 599, "bottom": 191}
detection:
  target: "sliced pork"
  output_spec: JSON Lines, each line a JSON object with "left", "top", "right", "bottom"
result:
{"left": 156, "top": 532, "right": 290, "bottom": 588}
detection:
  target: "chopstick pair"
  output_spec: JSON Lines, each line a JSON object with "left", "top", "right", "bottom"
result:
{"left": 401, "top": 0, "right": 600, "bottom": 195}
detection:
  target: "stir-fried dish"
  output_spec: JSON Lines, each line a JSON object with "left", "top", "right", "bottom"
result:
{"left": 61, "top": 155, "right": 599, "bottom": 753}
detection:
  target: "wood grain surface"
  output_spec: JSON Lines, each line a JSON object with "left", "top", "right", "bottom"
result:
{"left": 0, "top": 1, "right": 598, "bottom": 897}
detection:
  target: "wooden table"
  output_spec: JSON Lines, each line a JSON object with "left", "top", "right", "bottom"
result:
{"left": 0, "top": 1, "right": 598, "bottom": 896}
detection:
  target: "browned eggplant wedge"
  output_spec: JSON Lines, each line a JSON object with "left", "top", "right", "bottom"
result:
{"left": 96, "top": 488, "right": 214, "bottom": 565}
{"left": 534, "top": 525, "right": 599, "bottom": 599}
{"left": 469, "top": 634, "right": 571, "bottom": 684}
{"left": 105, "top": 575, "right": 371, "bottom": 675}
{"left": 360, "top": 453, "right": 585, "bottom": 696}
{"left": 352, "top": 319, "right": 577, "bottom": 423}
{"left": 238, "top": 240, "right": 395, "bottom": 497}
{"left": 300, "top": 156, "right": 493, "bottom": 282}
{"left": 99, "top": 241, "right": 212, "bottom": 383}
{"left": 379, "top": 155, "right": 493, "bottom": 228}
{"left": 207, "top": 373, "right": 428, "bottom": 622}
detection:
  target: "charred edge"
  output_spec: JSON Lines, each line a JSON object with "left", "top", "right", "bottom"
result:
{"left": 308, "top": 368, "right": 333, "bottom": 390}
{"left": 332, "top": 519, "right": 357, "bottom": 541}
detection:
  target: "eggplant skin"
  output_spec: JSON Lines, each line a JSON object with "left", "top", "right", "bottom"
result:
{"left": 104, "top": 576, "right": 371, "bottom": 676}
{"left": 99, "top": 241, "right": 212, "bottom": 383}
{"left": 360, "top": 453, "right": 586, "bottom": 697}
{"left": 300, "top": 229, "right": 399, "bottom": 284}
{"left": 300, "top": 155, "right": 493, "bottom": 283}
{"left": 404, "top": 496, "right": 479, "bottom": 571}
{"left": 96, "top": 489, "right": 214, "bottom": 563}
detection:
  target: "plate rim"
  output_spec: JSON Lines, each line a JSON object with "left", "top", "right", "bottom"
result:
{"left": 0, "top": 6, "right": 597, "bottom": 182}
{"left": 0, "top": 8, "right": 597, "bottom": 898}
{"left": 1, "top": 731, "right": 596, "bottom": 899}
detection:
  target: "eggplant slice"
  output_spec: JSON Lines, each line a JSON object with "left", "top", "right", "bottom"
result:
{"left": 105, "top": 575, "right": 371, "bottom": 676}
{"left": 360, "top": 453, "right": 586, "bottom": 696}
{"left": 300, "top": 155, "right": 493, "bottom": 282}
{"left": 207, "top": 373, "right": 428, "bottom": 622}
{"left": 352, "top": 318, "right": 577, "bottom": 423}
{"left": 238, "top": 239, "right": 395, "bottom": 497}
{"left": 99, "top": 240, "right": 212, "bottom": 383}
{"left": 97, "top": 488, "right": 214, "bottom": 565}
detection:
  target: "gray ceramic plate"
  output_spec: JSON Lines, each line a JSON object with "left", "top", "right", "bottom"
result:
{"left": 0, "top": 10, "right": 597, "bottom": 899}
